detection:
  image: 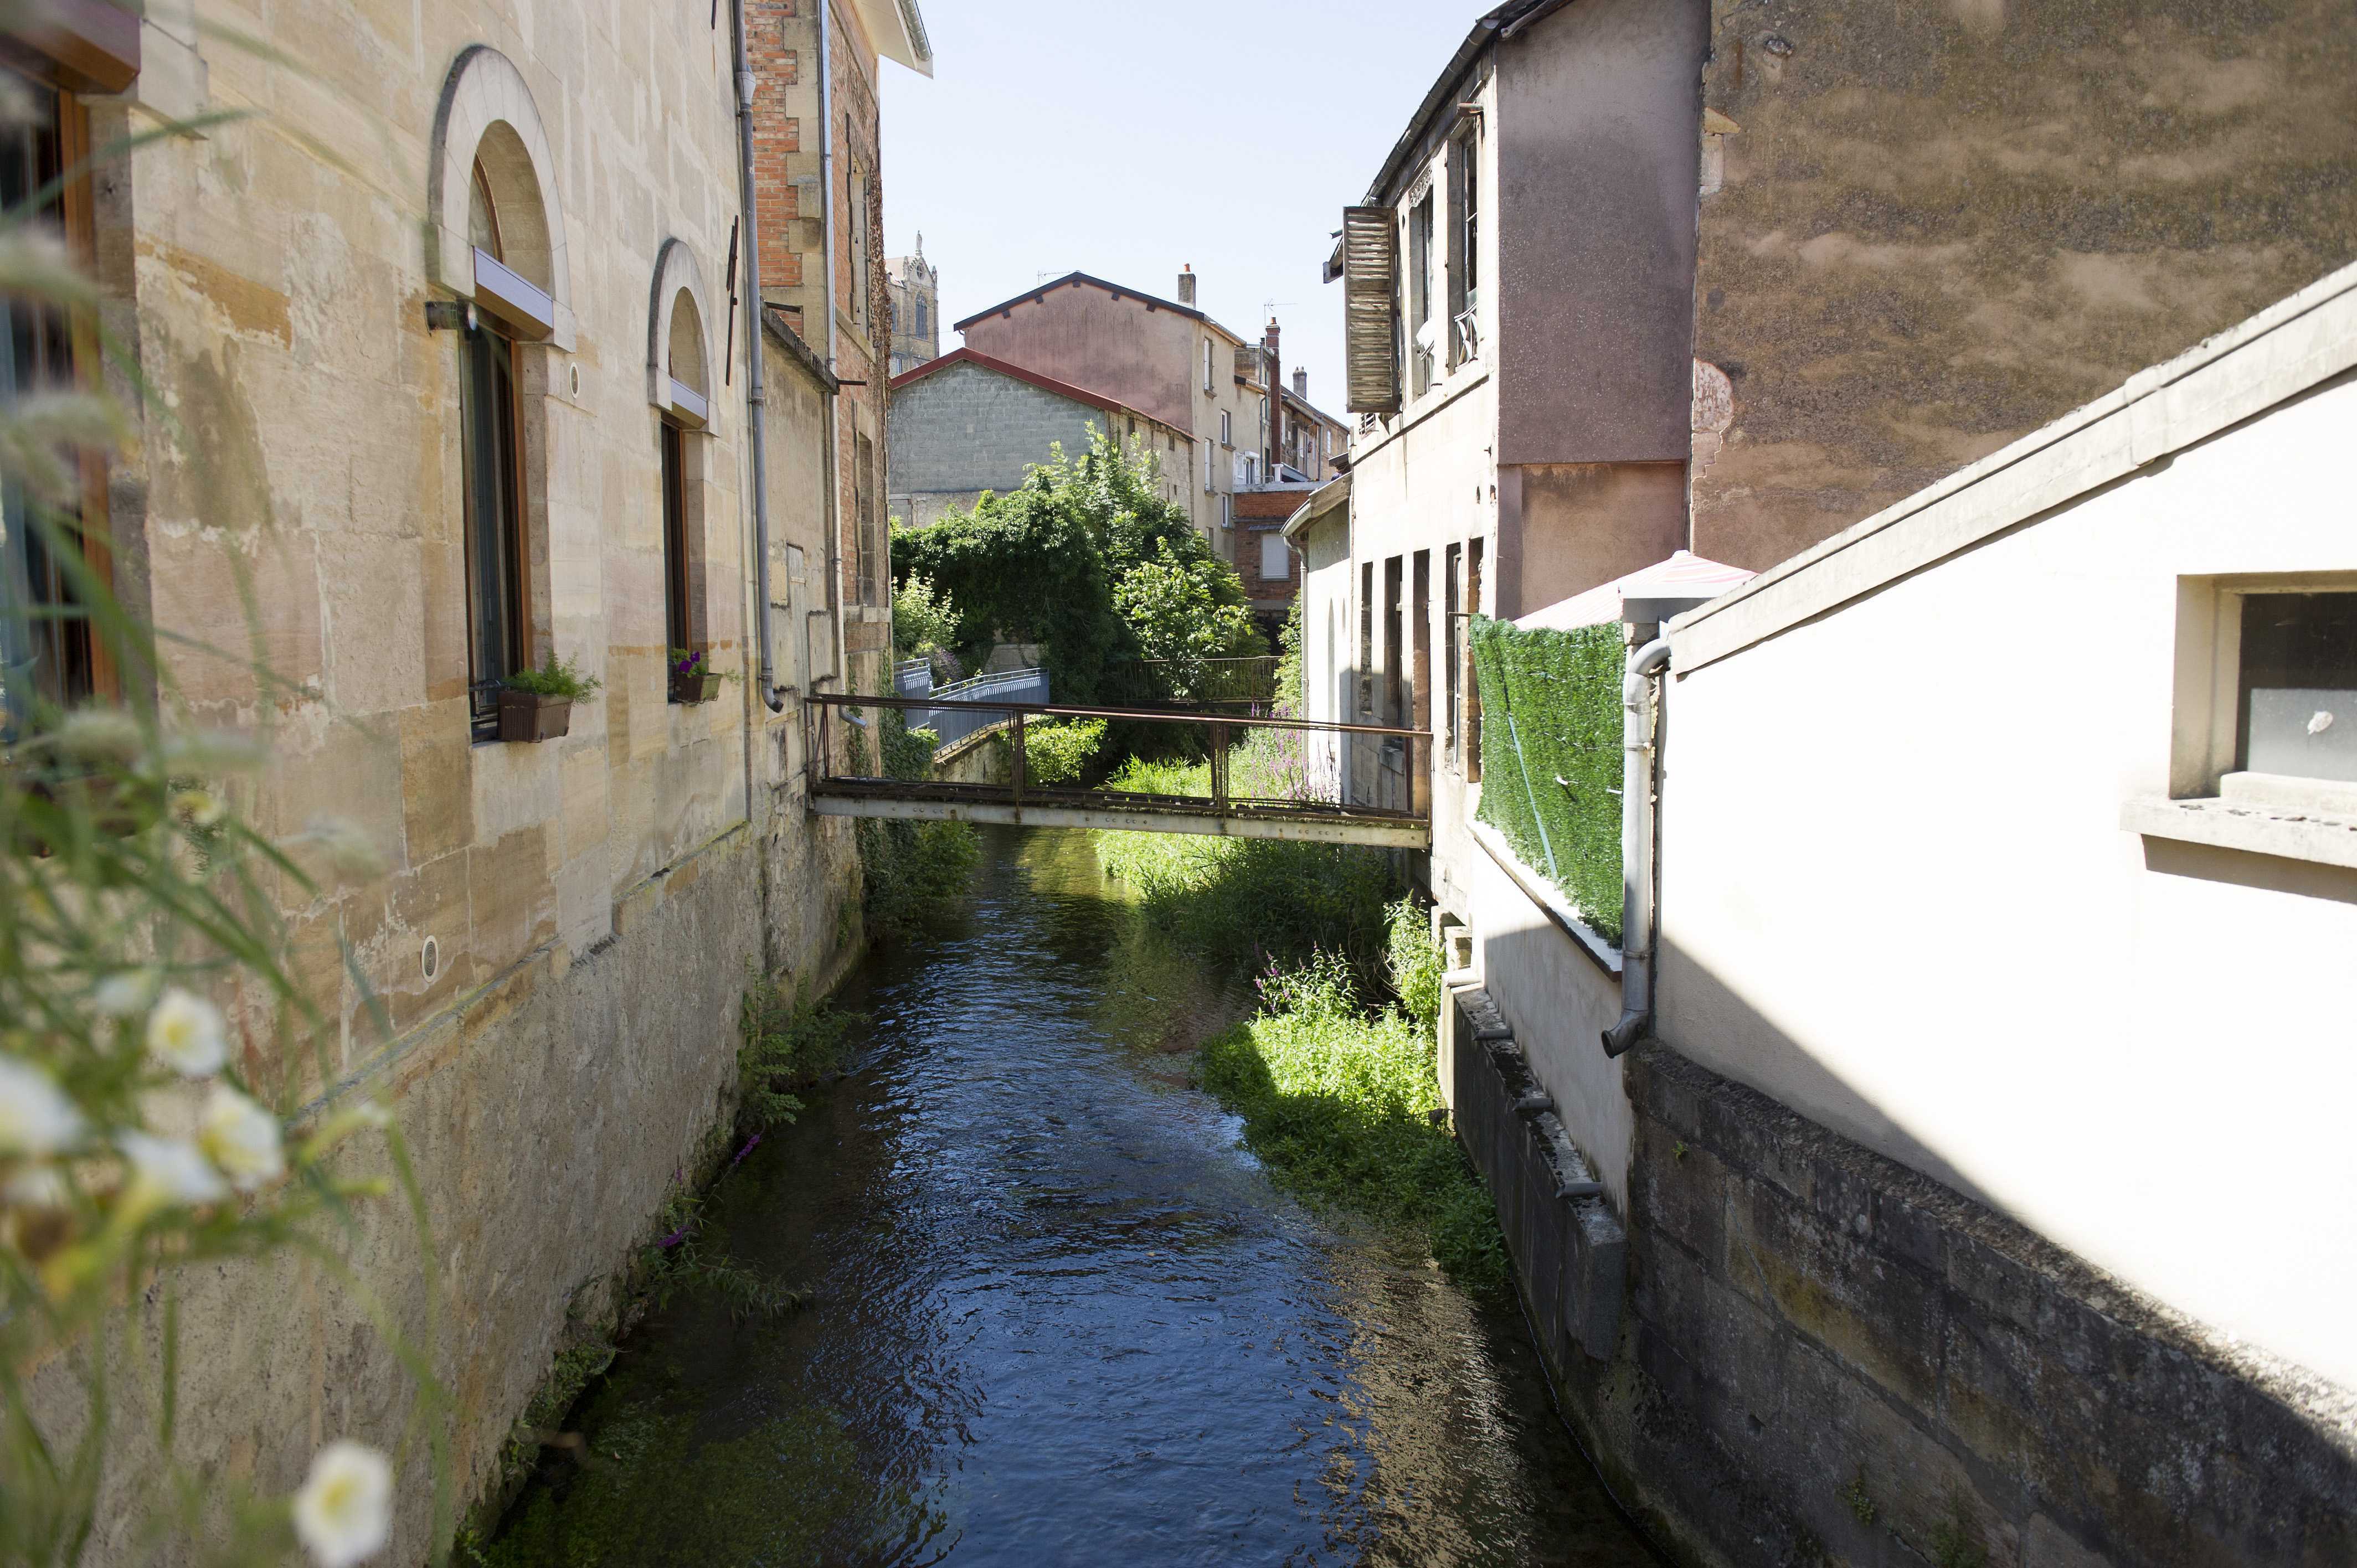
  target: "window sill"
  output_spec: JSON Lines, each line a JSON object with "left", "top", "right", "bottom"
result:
{"left": 2122, "top": 776, "right": 2357, "bottom": 871}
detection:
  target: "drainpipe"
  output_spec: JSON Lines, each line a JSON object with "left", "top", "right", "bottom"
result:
{"left": 819, "top": 0, "right": 851, "bottom": 695}
{"left": 1601, "top": 636, "right": 1671, "bottom": 1058}
{"left": 729, "top": 0, "right": 785, "bottom": 714}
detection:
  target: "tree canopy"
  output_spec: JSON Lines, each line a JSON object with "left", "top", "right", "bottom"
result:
{"left": 890, "top": 428, "right": 1263, "bottom": 705}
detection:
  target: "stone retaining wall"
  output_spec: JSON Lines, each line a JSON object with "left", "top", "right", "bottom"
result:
{"left": 1449, "top": 1000, "right": 2357, "bottom": 1567}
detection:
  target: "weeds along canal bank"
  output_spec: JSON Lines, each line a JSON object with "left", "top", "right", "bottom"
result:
{"left": 1094, "top": 757, "right": 1510, "bottom": 1297}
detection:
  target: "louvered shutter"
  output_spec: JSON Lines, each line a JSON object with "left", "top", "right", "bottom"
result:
{"left": 1342, "top": 205, "right": 1401, "bottom": 415}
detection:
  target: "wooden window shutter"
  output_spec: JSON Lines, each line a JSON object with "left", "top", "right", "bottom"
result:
{"left": 1342, "top": 205, "right": 1400, "bottom": 415}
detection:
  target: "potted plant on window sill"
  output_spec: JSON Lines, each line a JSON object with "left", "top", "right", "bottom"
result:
{"left": 499, "top": 652, "right": 602, "bottom": 742}
{"left": 668, "top": 648, "right": 723, "bottom": 705}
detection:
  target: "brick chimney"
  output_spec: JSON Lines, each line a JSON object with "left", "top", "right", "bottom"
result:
{"left": 1177, "top": 264, "right": 1196, "bottom": 306}
{"left": 1263, "top": 317, "right": 1283, "bottom": 467}
{"left": 1293, "top": 368, "right": 1309, "bottom": 400}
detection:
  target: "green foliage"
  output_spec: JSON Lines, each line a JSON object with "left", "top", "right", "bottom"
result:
{"left": 890, "top": 427, "right": 1255, "bottom": 705}
{"left": 1469, "top": 615, "right": 1624, "bottom": 943}
{"left": 1008, "top": 716, "right": 1105, "bottom": 787}
{"left": 1094, "top": 756, "right": 1393, "bottom": 978}
{"left": 1929, "top": 1501, "right": 1988, "bottom": 1568}
{"left": 1842, "top": 1468, "right": 1878, "bottom": 1527}
{"left": 845, "top": 700, "right": 981, "bottom": 941}
{"left": 1198, "top": 950, "right": 1506, "bottom": 1293}
{"left": 736, "top": 977, "right": 861, "bottom": 1134}
{"left": 472, "top": 1402, "right": 872, "bottom": 1568}
{"left": 891, "top": 572, "right": 964, "bottom": 675}
{"left": 1385, "top": 896, "right": 1445, "bottom": 1037}
{"left": 631, "top": 1182, "right": 807, "bottom": 1322}
{"left": 502, "top": 649, "right": 604, "bottom": 702}
{"left": 1274, "top": 590, "right": 1306, "bottom": 715}
{"left": 1112, "top": 541, "right": 1265, "bottom": 701}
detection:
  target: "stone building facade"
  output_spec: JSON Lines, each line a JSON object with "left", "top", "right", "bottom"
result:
{"left": 1300, "top": 3, "right": 2357, "bottom": 1564}
{"left": 3, "top": 1, "right": 927, "bottom": 1559}
{"left": 886, "top": 347, "right": 1192, "bottom": 529}
{"left": 885, "top": 235, "right": 939, "bottom": 378}
{"left": 955, "top": 268, "right": 1265, "bottom": 560}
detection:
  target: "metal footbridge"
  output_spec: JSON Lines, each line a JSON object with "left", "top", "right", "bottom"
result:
{"left": 808, "top": 689, "right": 1430, "bottom": 849}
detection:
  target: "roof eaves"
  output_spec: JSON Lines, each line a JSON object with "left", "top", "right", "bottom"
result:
{"left": 953, "top": 270, "right": 1212, "bottom": 334}
{"left": 1361, "top": 0, "right": 1561, "bottom": 205}
{"left": 891, "top": 347, "right": 1189, "bottom": 440}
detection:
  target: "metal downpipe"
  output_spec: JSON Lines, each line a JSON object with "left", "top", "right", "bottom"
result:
{"left": 1601, "top": 636, "right": 1671, "bottom": 1058}
{"left": 729, "top": 0, "right": 784, "bottom": 714}
{"left": 819, "top": 0, "right": 850, "bottom": 695}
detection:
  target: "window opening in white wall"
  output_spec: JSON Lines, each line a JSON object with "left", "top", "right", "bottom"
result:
{"left": 2239, "top": 592, "right": 2357, "bottom": 783}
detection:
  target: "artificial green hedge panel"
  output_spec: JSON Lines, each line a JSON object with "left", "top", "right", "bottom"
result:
{"left": 1469, "top": 615, "right": 1625, "bottom": 945}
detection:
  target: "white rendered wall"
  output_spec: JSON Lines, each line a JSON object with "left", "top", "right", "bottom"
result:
{"left": 1657, "top": 364, "right": 2357, "bottom": 1392}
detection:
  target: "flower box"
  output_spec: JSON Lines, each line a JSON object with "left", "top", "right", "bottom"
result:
{"left": 497, "top": 689, "right": 572, "bottom": 744}
{"left": 670, "top": 670, "right": 722, "bottom": 705}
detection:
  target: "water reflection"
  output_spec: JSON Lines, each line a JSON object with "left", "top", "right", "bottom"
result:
{"left": 492, "top": 828, "right": 1655, "bottom": 1567}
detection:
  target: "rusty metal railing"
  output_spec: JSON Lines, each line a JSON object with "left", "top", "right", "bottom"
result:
{"left": 804, "top": 692, "right": 1430, "bottom": 843}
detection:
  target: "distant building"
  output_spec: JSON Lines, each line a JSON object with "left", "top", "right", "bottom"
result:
{"left": 886, "top": 236, "right": 939, "bottom": 378}
{"left": 953, "top": 268, "right": 1267, "bottom": 561}
{"left": 886, "top": 348, "right": 1193, "bottom": 529}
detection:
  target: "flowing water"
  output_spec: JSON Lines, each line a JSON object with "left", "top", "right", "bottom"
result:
{"left": 487, "top": 828, "right": 1658, "bottom": 1567}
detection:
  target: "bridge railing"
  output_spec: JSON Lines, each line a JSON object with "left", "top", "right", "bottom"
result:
{"left": 903, "top": 667, "right": 1049, "bottom": 752}
{"left": 807, "top": 691, "right": 1426, "bottom": 824}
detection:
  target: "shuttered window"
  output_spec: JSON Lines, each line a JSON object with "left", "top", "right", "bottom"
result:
{"left": 1341, "top": 205, "right": 1400, "bottom": 415}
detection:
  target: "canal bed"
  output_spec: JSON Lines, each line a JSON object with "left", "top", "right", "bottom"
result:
{"left": 486, "top": 827, "right": 1657, "bottom": 1566}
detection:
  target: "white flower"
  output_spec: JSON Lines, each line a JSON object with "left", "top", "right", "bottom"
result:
{"left": 3, "top": 1163, "right": 71, "bottom": 1210}
{"left": 2309, "top": 709, "right": 2335, "bottom": 737}
{"left": 172, "top": 787, "right": 227, "bottom": 828}
{"left": 291, "top": 1441, "right": 393, "bottom": 1568}
{"left": 145, "top": 987, "right": 228, "bottom": 1077}
{"left": 197, "top": 1086, "right": 284, "bottom": 1193}
{"left": 0, "top": 1056, "right": 85, "bottom": 1157}
{"left": 92, "top": 969, "right": 159, "bottom": 1018}
{"left": 119, "top": 1131, "right": 229, "bottom": 1206}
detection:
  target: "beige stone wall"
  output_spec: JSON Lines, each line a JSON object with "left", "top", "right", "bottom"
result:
{"left": 37, "top": 3, "right": 867, "bottom": 1556}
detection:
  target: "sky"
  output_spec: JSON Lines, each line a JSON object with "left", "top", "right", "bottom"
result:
{"left": 879, "top": 0, "right": 1486, "bottom": 419}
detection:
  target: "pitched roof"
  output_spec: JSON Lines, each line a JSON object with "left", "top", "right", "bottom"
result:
{"left": 1516, "top": 550, "right": 1757, "bottom": 631}
{"left": 888, "top": 347, "right": 1188, "bottom": 440}
{"left": 952, "top": 271, "right": 1248, "bottom": 345}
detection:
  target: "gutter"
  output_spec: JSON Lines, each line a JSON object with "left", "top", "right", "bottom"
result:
{"left": 728, "top": 0, "right": 785, "bottom": 714}
{"left": 1600, "top": 637, "right": 1670, "bottom": 1058}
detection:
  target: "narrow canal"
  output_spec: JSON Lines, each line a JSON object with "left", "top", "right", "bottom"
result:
{"left": 488, "top": 828, "right": 1658, "bottom": 1566}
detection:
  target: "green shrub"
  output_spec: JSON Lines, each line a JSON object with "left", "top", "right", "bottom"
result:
{"left": 503, "top": 649, "right": 604, "bottom": 701}
{"left": 1199, "top": 951, "right": 1506, "bottom": 1293}
{"left": 846, "top": 703, "right": 982, "bottom": 941}
{"left": 736, "top": 977, "right": 862, "bottom": 1133}
{"left": 892, "top": 572, "right": 964, "bottom": 675}
{"left": 1385, "top": 895, "right": 1445, "bottom": 1036}
{"left": 1469, "top": 615, "right": 1623, "bottom": 943}
{"left": 891, "top": 427, "right": 1255, "bottom": 705}
{"left": 1095, "top": 757, "right": 1393, "bottom": 978}
{"left": 1010, "top": 716, "right": 1105, "bottom": 786}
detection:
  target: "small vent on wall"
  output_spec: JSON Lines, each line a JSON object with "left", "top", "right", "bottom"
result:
{"left": 421, "top": 936, "right": 440, "bottom": 983}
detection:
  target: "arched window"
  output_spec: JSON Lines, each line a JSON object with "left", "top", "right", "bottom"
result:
{"left": 430, "top": 47, "right": 573, "bottom": 737}
{"left": 647, "top": 239, "right": 716, "bottom": 695}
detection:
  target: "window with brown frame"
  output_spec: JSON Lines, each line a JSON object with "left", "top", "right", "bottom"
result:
{"left": 460, "top": 314, "right": 526, "bottom": 738}
{"left": 661, "top": 420, "right": 691, "bottom": 685}
{"left": 1, "top": 67, "right": 112, "bottom": 733}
